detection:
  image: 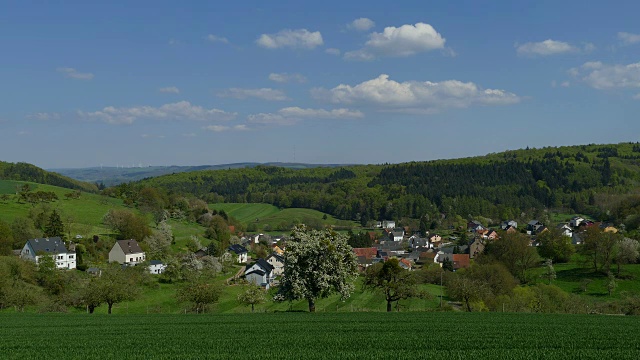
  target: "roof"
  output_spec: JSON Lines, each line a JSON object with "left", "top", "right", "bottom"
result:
{"left": 115, "top": 239, "right": 143, "bottom": 255}
{"left": 452, "top": 254, "right": 470, "bottom": 269}
{"left": 399, "top": 258, "right": 412, "bottom": 269}
{"left": 26, "top": 237, "right": 69, "bottom": 255}
{"left": 267, "top": 253, "right": 284, "bottom": 263}
{"left": 528, "top": 220, "right": 540, "bottom": 225}
{"left": 353, "top": 247, "right": 377, "bottom": 259}
{"left": 149, "top": 260, "right": 164, "bottom": 265}
{"left": 245, "top": 269, "right": 266, "bottom": 277}
{"left": 228, "top": 244, "right": 248, "bottom": 254}
{"left": 246, "top": 258, "right": 274, "bottom": 273}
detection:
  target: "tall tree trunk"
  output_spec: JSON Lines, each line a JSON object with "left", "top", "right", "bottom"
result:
{"left": 308, "top": 298, "right": 316, "bottom": 313}
{"left": 89, "top": 305, "right": 95, "bottom": 314}
{"left": 465, "top": 297, "right": 472, "bottom": 312}
{"left": 386, "top": 300, "right": 392, "bottom": 312}
{"left": 251, "top": 304, "right": 255, "bottom": 313}
{"left": 108, "top": 302, "right": 113, "bottom": 314}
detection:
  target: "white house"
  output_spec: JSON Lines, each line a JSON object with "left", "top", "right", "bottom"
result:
{"left": 390, "top": 228, "right": 404, "bottom": 242}
{"left": 266, "top": 253, "right": 285, "bottom": 276}
{"left": 227, "top": 244, "right": 248, "bottom": 263}
{"left": 570, "top": 217, "right": 585, "bottom": 228}
{"left": 382, "top": 220, "right": 396, "bottom": 229}
{"left": 148, "top": 260, "right": 167, "bottom": 274}
{"left": 245, "top": 258, "right": 274, "bottom": 289}
{"left": 21, "top": 237, "right": 76, "bottom": 270}
{"left": 557, "top": 224, "right": 573, "bottom": 237}
{"left": 109, "top": 239, "right": 146, "bottom": 265}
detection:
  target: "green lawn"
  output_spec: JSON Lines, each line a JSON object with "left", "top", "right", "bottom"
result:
{"left": 209, "top": 203, "right": 281, "bottom": 223}
{"left": 2, "top": 312, "right": 640, "bottom": 359}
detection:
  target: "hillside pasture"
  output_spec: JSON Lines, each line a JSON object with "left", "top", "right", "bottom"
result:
{"left": 209, "top": 203, "right": 359, "bottom": 231}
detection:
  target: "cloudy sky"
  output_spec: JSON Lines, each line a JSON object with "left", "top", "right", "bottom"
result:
{"left": 1, "top": 0, "right": 640, "bottom": 168}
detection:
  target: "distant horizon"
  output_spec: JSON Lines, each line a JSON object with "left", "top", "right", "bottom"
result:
{"left": 2, "top": 0, "right": 639, "bottom": 168}
{"left": 40, "top": 140, "right": 638, "bottom": 170}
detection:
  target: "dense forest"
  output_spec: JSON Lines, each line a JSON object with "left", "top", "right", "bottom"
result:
{"left": 0, "top": 161, "right": 98, "bottom": 193}
{"left": 108, "top": 143, "right": 640, "bottom": 230}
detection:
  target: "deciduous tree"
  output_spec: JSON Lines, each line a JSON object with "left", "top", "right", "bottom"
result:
{"left": 364, "top": 258, "right": 422, "bottom": 312}
{"left": 277, "top": 225, "right": 358, "bottom": 312}
{"left": 237, "top": 284, "right": 266, "bottom": 312}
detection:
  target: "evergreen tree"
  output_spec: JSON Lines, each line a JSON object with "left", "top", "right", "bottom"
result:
{"left": 44, "top": 210, "right": 65, "bottom": 239}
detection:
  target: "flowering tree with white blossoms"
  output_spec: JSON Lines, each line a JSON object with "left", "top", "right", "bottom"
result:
{"left": 277, "top": 225, "right": 358, "bottom": 312}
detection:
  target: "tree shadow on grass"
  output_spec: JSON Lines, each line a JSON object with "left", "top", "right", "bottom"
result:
{"left": 556, "top": 267, "right": 606, "bottom": 282}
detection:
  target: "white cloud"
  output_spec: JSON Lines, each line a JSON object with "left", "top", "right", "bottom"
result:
{"left": 633, "top": 93, "right": 640, "bottom": 100}
{"left": 158, "top": 86, "right": 180, "bottom": 94}
{"left": 561, "top": 81, "right": 571, "bottom": 88}
{"left": 217, "top": 88, "right": 289, "bottom": 101}
{"left": 57, "top": 67, "right": 94, "bottom": 80}
{"left": 570, "top": 61, "right": 640, "bottom": 89}
{"left": 268, "top": 73, "right": 307, "bottom": 83}
{"left": 78, "top": 101, "right": 237, "bottom": 125}
{"left": 206, "top": 34, "right": 229, "bottom": 44}
{"left": 27, "top": 112, "right": 60, "bottom": 121}
{"left": 516, "top": 39, "right": 593, "bottom": 56}
{"left": 618, "top": 32, "right": 640, "bottom": 45}
{"left": 325, "top": 48, "right": 341, "bottom": 55}
{"left": 312, "top": 74, "right": 520, "bottom": 113}
{"left": 348, "top": 18, "right": 375, "bottom": 31}
{"left": 344, "top": 22, "right": 445, "bottom": 60}
{"left": 248, "top": 107, "right": 363, "bottom": 126}
{"left": 256, "top": 29, "right": 323, "bottom": 49}
{"left": 203, "top": 124, "right": 251, "bottom": 132}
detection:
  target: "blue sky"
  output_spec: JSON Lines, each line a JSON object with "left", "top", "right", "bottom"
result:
{"left": 1, "top": 0, "right": 639, "bottom": 168}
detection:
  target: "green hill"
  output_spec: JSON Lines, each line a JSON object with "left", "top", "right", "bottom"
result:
{"left": 0, "top": 161, "right": 98, "bottom": 193}
{"left": 125, "top": 142, "right": 640, "bottom": 231}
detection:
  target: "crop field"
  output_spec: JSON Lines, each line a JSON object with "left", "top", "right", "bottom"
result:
{"left": 1, "top": 312, "right": 640, "bottom": 359}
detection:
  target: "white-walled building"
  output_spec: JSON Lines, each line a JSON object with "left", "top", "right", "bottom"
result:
{"left": 148, "top": 260, "right": 167, "bottom": 274}
{"left": 109, "top": 239, "right": 146, "bottom": 265}
{"left": 20, "top": 237, "right": 76, "bottom": 269}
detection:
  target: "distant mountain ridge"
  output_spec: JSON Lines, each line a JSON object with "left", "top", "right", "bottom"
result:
{"left": 50, "top": 162, "right": 353, "bottom": 186}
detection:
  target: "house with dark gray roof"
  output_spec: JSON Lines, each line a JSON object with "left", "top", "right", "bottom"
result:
{"left": 245, "top": 258, "right": 275, "bottom": 289}
{"left": 21, "top": 237, "right": 76, "bottom": 269}
{"left": 227, "top": 244, "right": 248, "bottom": 263}
{"left": 109, "top": 239, "right": 146, "bottom": 265}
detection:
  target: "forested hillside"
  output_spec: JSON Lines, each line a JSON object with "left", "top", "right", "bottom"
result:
{"left": 114, "top": 143, "right": 640, "bottom": 230}
{"left": 0, "top": 161, "right": 98, "bottom": 193}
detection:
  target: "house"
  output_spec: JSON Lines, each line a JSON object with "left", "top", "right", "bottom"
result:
{"left": 227, "top": 244, "right": 248, "bottom": 263}
{"left": 391, "top": 228, "right": 404, "bottom": 242}
{"left": 556, "top": 224, "right": 573, "bottom": 237}
{"left": 408, "top": 236, "right": 430, "bottom": 249}
{"left": 467, "top": 220, "right": 485, "bottom": 232}
{"left": 266, "top": 253, "right": 285, "bottom": 276}
{"left": 570, "top": 216, "right": 585, "bottom": 228}
{"left": 428, "top": 234, "right": 442, "bottom": 247}
{"left": 486, "top": 230, "right": 499, "bottom": 240}
{"left": 572, "top": 233, "right": 583, "bottom": 245}
{"left": 505, "top": 225, "right": 517, "bottom": 233}
{"left": 20, "top": 237, "right": 76, "bottom": 269}
{"left": 86, "top": 267, "right": 102, "bottom": 276}
{"left": 109, "top": 239, "right": 146, "bottom": 265}
{"left": 500, "top": 220, "right": 518, "bottom": 230}
{"left": 148, "top": 260, "right": 167, "bottom": 274}
{"left": 452, "top": 254, "right": 470, "bottom": 270}
{"left": 469, "top": 238, "right": 485, "bottom": 259}
{"left": 382, "top": 220, "right": 396, "bottom": 229}
{"left": 600, "top": 223, "right": 618, "bottom": 233}
{"left": 527, "top": 220, "right": 543, "bottom": 235}
{"left": 418, "top": 251, "right": 438, "bottom": 265}
{"left": 272, "top": 245, "right": 284, "bottom": 255}
{"left": 399, "top": 258, "right": 413, "bottom": 271}
{"left": 245, "top": 259, "right": 275, "bottom": 289}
